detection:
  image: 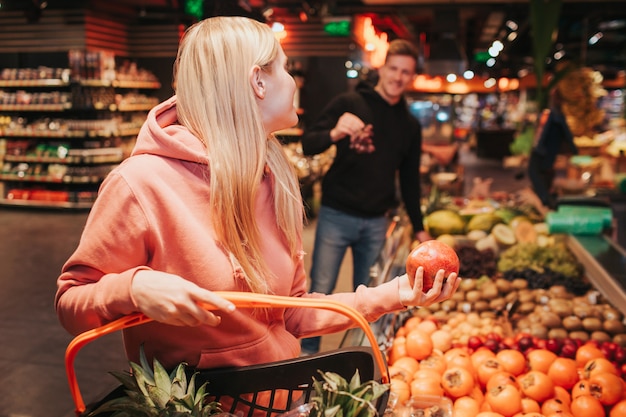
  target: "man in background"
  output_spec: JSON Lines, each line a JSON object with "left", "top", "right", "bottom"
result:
{"left": 300, "top": 39, "right": 431, "bottom": 354}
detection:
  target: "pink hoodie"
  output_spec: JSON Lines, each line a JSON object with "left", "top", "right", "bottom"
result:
{"left": 55, "top": 96, "right": 405, "bottom": 370}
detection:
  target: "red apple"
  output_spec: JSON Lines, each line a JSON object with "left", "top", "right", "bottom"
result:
{"left": 516, "top": 336, "right": 535, "bottom": 352}
{"left": 405, "top": 240, "right": 460, "bottom": 292}
{"left": 468, "top": 335, "right": 484, "bottom": 351}
{"left": 545, "top": 338, "right": 563, "bottom": 354}
{"left": 560, "top": 343, "right": 577, "bottom": 359}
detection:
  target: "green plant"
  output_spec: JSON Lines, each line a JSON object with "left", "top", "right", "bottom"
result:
{"left": 89, "top": 347, "right": 221, "bottom": 417}
{"left": 529, "top": 0, "right": 564, "bottom": 110}
{"left": 309, "top": 370, "right": 389, "bottom": 417}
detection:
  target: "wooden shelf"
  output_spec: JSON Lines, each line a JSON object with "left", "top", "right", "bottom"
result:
{"left": 0, "top": 79, "right": 70, "bottom": 87}
{"left": 0, "top": 103, "right": 71, "bottom": 112}
{"left": 0, "top": 173, "right": 106, "bottom": 184}
{"left": 0, "top": 198, "right": 93, "bottom": 209}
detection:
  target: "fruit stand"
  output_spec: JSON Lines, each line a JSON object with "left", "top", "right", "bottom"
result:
{"left": 341, "top": 195, "right": 626, "bottom": 417}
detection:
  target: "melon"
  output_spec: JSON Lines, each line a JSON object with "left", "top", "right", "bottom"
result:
{"left": 424, "top": 210, "right": 466, "bottom": 237}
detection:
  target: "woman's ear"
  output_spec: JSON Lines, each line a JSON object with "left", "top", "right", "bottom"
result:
{"left": 249, "top": 65, "right": 265, "bottom": 99}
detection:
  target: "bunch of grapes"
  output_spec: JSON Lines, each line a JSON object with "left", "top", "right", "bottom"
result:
{"left": 501, "top": 267, "right": 591, "bottom": 296}
{"left": 457, "top": 245, "right": 497, "bottom": 278}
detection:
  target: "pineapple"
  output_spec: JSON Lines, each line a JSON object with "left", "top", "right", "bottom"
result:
{"left": 308, "top": 370, "right": 389, "bottom": 417}
{"left": 89, "top": 346, "right": 221, "bottom": 417}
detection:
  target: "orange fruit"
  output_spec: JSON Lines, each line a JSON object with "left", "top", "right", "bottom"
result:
{"left": 570, "top": 394, "right": 605, "bottom": 417}
{"left": 582, "top": 357, "right": 619, "bottom": 379}
{"left": 402, "top": 315, "right": 421, "bottom": 332}
{"left": 521, "top": 397, "right": 541, "bottom": 413}
{"left": 389, "top": 378, "right": 411, "bottom": 405}
{"left": 471, "top": 347, "right": 497, "bottom": 370}
{"left": 519, "top": 370, "right": 555, "bottom": 403}
{"left": 409, "top": 374, "right": 444, "bottom": 397}
{"left": 416, "top": 318, "right": 438, "bottom": 335}
{"left": 486, "top": 371, "right": 519, "bottom": 392}
{"left": 454, "top": 396, "right": 481, "bottom": 417}
{"left": 496, "top": 349, "right": 527, "bottom": 376}
{"left": 419, "top": 351, "right": 448, "bottom": 375}
{"left": 547, "top": 357, "right": 580, "bottom": 390}
{"left": 484, "top": 383, "right": 523, "bottom": 417}
{"left": 413, "top": 368, "right": 444, "bottom": 381}
{"left": 541, "top": 397, "right": 571, "bottom": 415}
{"left": 589, "top": 372, "right": 624, "bottom": 406}
{"left": 392, "top": 355, "right": 420, "bottom": 377}
{"left": 526, "top": 349, "right": 557, "bottom": 373}
{"left": 389, "top": 336, "right": 407, "bottom": 364}
{"left": 553, "top": 385, "right": 572, "bottom": 406}
{"left": 610, "top": 399, "right": 626, "bottom": 417}
{"left": 388, "top": 364, "right": 412, "bottom": 383}
{"left": 476, "top": 358, "right": 504, "bottom": 388}
{"left": 405, "top": 329, "right": 433, "bottom": 360}
{"left": 575, "top": 343, "right": 605, "bottom": 368}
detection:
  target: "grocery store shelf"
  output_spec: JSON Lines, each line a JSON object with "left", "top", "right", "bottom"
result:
{"left": 0, "top": 103, "right": 71, "bottom": 111}
{"left": 567, "top": 234, "right": 626, "bottom": 316}
{"left": 0, "top": 173, "right": 106, "bottom": 183}
{"left": 0, "top": 79, "right": 70, "bottom": 87}
{"left": 0, "top": 198, "right": 93, "bottom": 209}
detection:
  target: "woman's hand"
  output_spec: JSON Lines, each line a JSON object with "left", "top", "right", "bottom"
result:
{"left": 131, "top": 270, "right": 236, "bottom": 327}
{"left": 398, "top": 266, "right": 460, "bottom": 307}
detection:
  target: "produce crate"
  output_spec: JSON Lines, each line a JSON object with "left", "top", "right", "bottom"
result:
{"left": 64, "top": 293, "right": 390, "bottom": 417}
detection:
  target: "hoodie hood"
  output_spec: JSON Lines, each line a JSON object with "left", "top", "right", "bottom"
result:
{"left": 131, "top": 96, "right": 208, "bottom": 164}
{"left": 354, "top": 80, "right": 408, "bottom": 109}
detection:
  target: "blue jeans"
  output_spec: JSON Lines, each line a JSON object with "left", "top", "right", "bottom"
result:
{"left": 301, "top": 205, "right": 389, "bottom": 354}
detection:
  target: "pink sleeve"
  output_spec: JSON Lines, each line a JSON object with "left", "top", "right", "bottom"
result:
{"left": 284, "top": 277, "right": 405, "bottom": 339}
{"left": 55, "top": 172, "right": 150, "bottom": 335}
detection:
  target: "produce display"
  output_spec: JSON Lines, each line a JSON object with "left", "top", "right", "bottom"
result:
{"left": 382, "top": 196, "right": 626, "bottom": 416}
{"left": 386, "top": 315, "right": 626, "bottom": 417}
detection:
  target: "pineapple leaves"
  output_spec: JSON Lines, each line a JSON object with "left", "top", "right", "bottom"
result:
{"left": 88, "top": 346, "right": 221, "bottom": 417}
{"left": 170, "top": 364, "right": 188, "bottom": 399}
{"left": 309, "top": 370, "right": 389, "bottom": 417}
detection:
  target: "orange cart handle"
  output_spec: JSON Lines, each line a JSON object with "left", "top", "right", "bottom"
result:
{"left": 65, "top": 292, "right": 389, "bottom": 415}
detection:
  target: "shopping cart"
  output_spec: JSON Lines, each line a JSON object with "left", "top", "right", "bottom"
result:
{"left": 65, "top": 292, "right": 390, "bottom": 417}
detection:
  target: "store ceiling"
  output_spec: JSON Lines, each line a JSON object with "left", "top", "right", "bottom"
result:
{"left": 262, "top": 0, "right": 626, "bottom": 79}
{"left": 3, "top": 0, "right": 625, "bottom": 79}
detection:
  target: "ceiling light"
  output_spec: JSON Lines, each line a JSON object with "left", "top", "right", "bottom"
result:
{"left": 599, "top": 19, "right": 626, "bottom": 30}
{"left": 271, "top": 22, "right": 284, "bottom": 32}
{"left": 484, "top": 78, "right": 497, "bottom": 88}
{"left": 505, "top": 20, "right": 518, "bottom": 31}
{"left": 589, "top": 32, "right": 603, "bottom": 45}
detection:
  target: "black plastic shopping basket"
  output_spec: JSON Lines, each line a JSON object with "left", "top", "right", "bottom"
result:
{"left": 65, "top": 292, "right": 391, "bottom": 417}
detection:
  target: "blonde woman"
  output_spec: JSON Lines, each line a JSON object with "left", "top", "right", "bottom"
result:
{"left": 56, "top": 16, "right": 459, "bottom": 376}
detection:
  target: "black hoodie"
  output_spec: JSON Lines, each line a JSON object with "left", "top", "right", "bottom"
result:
{"left": 301, "top": 81, "right": 424, "bottom": 233}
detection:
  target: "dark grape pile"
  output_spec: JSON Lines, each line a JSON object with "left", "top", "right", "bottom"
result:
{"left": 501, "top": 267, "right": 592, "bottom": 295}
{"left": 457, "top": 245, "right": 497, "bottom": 278}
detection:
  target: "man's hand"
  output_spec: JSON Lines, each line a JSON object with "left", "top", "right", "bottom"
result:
{"left": 349, "top": 124, "right": 375, "bottom": 153}
{"left": 329, "top": 113, "right": 375, "bottom": 153}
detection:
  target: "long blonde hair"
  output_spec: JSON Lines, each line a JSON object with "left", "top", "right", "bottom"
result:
{"left": 173, "top": 16, "right": 303, "bottom": 293}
